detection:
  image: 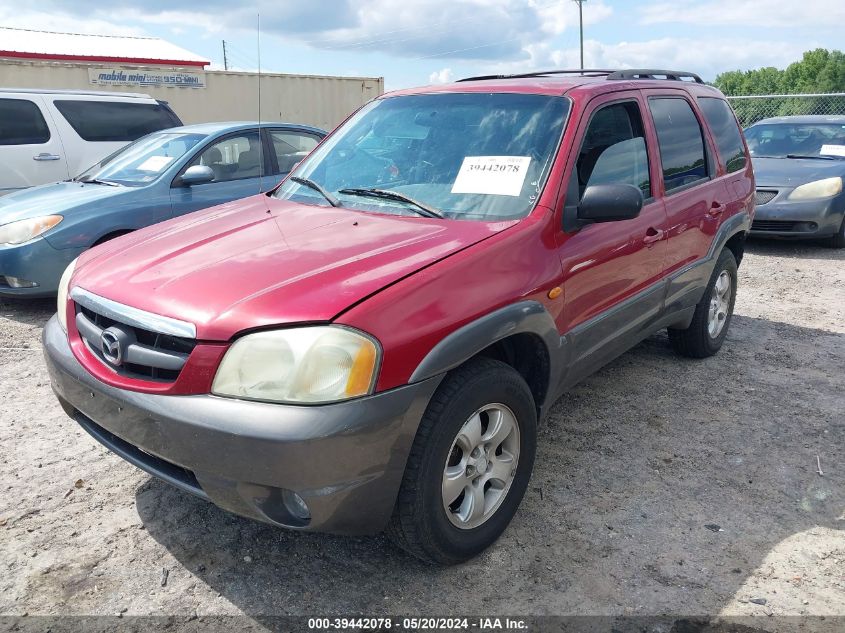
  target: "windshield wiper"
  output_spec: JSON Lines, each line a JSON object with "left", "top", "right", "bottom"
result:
{"left": 786, "top": 154, "right": 835, "bottom": 160}
{"left": 77, "top": 177, "right": 121, "bottom": 186}
{"left": 290, "top": 176, "right": 342, "bottom": 207}
{"left": 338, "top": 188, "right": 444, "bottom": 219}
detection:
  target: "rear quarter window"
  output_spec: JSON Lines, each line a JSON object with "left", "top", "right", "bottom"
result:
{"left": 697, "top": 97, "right": 747, "bottom": 173}
{"left": 0, "top": 98, "right": 51, "bottom": 145}
{"left": 648, "top": 97, "right": 709, "bottom": 192}
{"left": 53, "top": 100, "right": 181, "bottom": 142}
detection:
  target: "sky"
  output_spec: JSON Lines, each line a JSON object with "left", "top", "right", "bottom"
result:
{"left": 1, "top": 0, "right": 843, "bottom": 90}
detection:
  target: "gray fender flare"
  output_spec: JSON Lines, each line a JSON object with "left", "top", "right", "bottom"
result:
{"left": 709, "top": 211, "right": 751, "bottom": 260}
{"left": 409, "top": 301, "right": 565, "bottom": 403}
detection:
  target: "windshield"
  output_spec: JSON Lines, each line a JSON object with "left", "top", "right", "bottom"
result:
{"left": 274, "top": 93, "right": 570, "bottom": 220}
{"left": 76, "top": 132, "right": 207, "bottom": 186}
{"left": 745, "top": 122, "right": 845, "bottom": 159}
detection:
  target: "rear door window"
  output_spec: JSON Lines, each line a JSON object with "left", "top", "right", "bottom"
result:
{"left": 0, "top": 98, "right": 51, "bottom": 145}
{"left": 53, "top": 100, "right": 181, "bottom": 142}
{"left": 648, "top": 97, "right": 709, "bottom": 192}
{"left": 697, "top": 97, "right": 747, "bottom": 173}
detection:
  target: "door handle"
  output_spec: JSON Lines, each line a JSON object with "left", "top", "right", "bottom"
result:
{"left": 643, "top": 227, "right": 664, "bottom": 245}
{"left": 33, "top": 153, "right": 61, "bottom": 161}
{"left": 708, "top": 201, "right": 726, "bottom": 217}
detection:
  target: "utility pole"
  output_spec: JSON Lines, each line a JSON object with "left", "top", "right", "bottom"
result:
{"left": 222, "top": 40, "right": 229, "bottom": 71}
{"left": 574, "top": 0, "right": 586, "bottom": 70}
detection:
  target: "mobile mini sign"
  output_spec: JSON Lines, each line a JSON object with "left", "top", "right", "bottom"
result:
{"left": 89, "top": 68, "right": 206, "bottom": 89}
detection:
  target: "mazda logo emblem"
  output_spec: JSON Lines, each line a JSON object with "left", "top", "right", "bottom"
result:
{"left": 101, "top": 329, "right": 123, "bottom": 366}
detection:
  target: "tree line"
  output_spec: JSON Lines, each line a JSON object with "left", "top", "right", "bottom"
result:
{"left": 713, "top": 49, "right": 845, "bottom": 126}
{"left": 714, "top": 49, "right": 845, "bottom": 95}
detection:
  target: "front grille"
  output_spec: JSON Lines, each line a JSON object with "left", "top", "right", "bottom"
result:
{"left": 751, "top": 220, "right": 799, "bottom": 232}
{"left": 76, "top": 304, "right": 197, "bottom": 382}
{"left": 755, "top": 190, "right": 778, "bottom": 205}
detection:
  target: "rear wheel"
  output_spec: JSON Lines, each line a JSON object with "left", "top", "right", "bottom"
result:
{"left": 387, "top": 358, "right": 537, "bottom": 565}
{"left": 668, "top": 248, "right": 738, "bottom": 358}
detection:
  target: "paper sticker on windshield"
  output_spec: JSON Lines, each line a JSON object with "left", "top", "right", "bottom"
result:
{"left": 451, "top": 156, "right": 531, "bottom": 196}
{"left": 137, "top": 155, "right": 175, "bottom": 172}
{"left": 820, "top": 144, "right": 845, "bottom": 157}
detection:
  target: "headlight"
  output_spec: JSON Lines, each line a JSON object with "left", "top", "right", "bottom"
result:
{"left": 56, "top": 258, "right": 77, "bottom": 333}
{"left": 788, "top": 177, "right": 842, "bottom": 200}
{"left": 212, "top": 326, "right": 380, "bottom": 404}
{"left": 0, "top": 215, "right": 63, "bottom": 245}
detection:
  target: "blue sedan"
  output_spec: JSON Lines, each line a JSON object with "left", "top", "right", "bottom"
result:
{"left": 0, "top": 121, "right": 325, "bottom": 297}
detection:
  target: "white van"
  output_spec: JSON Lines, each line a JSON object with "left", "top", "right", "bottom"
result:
{"left": 0, "top": 89, "right": 182, "bottom": 195}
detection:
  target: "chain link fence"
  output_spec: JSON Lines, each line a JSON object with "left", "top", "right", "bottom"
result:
{"left": 726, "top": 93, "right": 845, "bottom": 127}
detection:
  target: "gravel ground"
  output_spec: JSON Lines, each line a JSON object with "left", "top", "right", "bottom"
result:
{"left": 0, "top": 239, "right": 843, "bottom": 624}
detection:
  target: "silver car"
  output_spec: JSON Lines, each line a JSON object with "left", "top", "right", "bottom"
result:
{"left": 746, "top": 115, "right": 845, "bottom": 248}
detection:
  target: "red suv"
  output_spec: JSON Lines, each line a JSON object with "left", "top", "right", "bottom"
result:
{"left": 44, "top": 69, "right": 754, "bottom": 564}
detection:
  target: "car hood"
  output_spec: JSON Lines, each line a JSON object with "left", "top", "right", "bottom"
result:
{"left": 74, "top": 195, "right": 515, "bottom": 340}
{"left": 751, "top": 156, "right": 845, "bottom": 188}
{"left": 0, "top": 181, "right": 132, "bottom": 224}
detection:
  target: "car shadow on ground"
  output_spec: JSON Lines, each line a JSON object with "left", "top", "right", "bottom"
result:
{"left": 133, "top": 314, "right": 844, "bottom": 620}
{"left": 745, "top": 237, "right": 845, "bottom": 261}
{"left": 0, "top": 297, "right": 55, "bottom": 329}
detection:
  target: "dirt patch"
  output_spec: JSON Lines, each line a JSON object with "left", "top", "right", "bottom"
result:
{"left": 0, "top": 239, "right": 843, "bottom": 621}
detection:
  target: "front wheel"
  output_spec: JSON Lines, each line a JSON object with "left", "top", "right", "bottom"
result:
{"left": 387, "top": 358, "right": 537, "bottom": 565}
{"left": 668, "top": 248, "right": 738, "bottom": 358}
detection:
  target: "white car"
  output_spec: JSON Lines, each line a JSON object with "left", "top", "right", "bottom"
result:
{"left": 0, "top": 89, "right": 182, "bottom": 196}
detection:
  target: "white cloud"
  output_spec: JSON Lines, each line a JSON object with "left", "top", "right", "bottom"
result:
{"left": 480, "top": 36, "right": 809, "bottom": 83}
{"left": 577, "top": 37, "right": 809, "bottom": 80}
{"left": 428, "top": 67, "right": 453, "bottom": 84}
{"left": 534, "top": 0, "right": 613, "bottom": 37}
{"left": 641, "top": 0, "right": 845, "bottom": 29}
{"left": 0, "top": 7, "right": 146, "bottom": 37}
{"left": 1, "top": 0, "right": 614, "bottom": 62}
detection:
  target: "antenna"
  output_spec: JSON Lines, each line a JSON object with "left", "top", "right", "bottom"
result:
{"left": 222, "top": 40, "right": 228, "bottom": 71}
{"left": 256, "top": 13, "right": 264, "bottom": 194}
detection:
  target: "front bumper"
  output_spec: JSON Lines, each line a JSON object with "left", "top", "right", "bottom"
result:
{"left": 0, "top": 238, "right": 83, "bottom": 298}
{"left": 750, "top": 190, "right": 845, "bottom": 238}
{"left": 43, "top": 315, "right": 442, "bottom": 535}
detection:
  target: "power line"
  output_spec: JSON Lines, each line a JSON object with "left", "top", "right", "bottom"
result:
{"left": 412, "top": 35, "right": 527, "bottom": 61}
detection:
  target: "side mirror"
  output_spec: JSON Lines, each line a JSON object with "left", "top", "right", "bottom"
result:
{"left": 577, "top": 184, "right": 644, "bottom": 223}
{"left": 179, "top": 165, "right": 215, "bottom": 186}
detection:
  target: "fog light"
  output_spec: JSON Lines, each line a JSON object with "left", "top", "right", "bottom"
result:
{"left": 795, "top": 222, "right": 818, "bottom": 232}
{"left": 1, "top": 275, "right": 38, "bottom": 288}
{"left": 283, "top": 490, "right": 311, "bottom": 522}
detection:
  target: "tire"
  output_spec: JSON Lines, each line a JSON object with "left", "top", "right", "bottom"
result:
{"left": 825, "top": 216, "right": 845, "bottom": 249}
{"left": 668, "top": 248, "right": 738, "bottom": 358}
{"left": 387, "top": 357, "right": 537, "bottom": 565}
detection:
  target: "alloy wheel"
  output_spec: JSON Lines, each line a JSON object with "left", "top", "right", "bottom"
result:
{"left": 441, "top": 403, "right": 520, "bottom": 530}
{"left": 708, "top": 270, "right": 732, "bottom": 338}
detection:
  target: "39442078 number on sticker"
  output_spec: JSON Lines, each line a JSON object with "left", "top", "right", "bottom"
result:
{"left": 451, "top": 156, "right": 531, "bottom": 197}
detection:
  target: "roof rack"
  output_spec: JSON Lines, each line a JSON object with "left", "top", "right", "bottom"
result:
{"left": 456, "top": 68, "right": 704, "bottom": 84}
{"left": 606, "top": 69, "right": 704, "bottom": 83}
{"left": 456, "top": 69, "right": 615, "bottom": 82}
